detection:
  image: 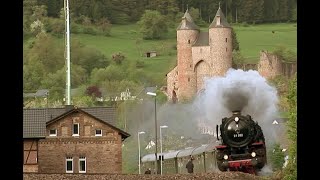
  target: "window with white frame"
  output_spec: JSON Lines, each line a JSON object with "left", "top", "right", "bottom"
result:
{"left": 66, "top": 157, "right": 73, "bottom": 173}
{"left": 49, "top": 129, "right": 57, "bottom": 136}
{"left": 79, "top": 157, "right": 86, "bottom": 173}
{"left": 95, "top": 129, "right": 102, "bottom": 136}
{"left": 73, "top": 123, "right": 79, "bottom": 136}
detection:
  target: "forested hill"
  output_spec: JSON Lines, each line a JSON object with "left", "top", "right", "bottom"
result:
{"left": 29, "top": 0, "right": 296, "bottom": 25}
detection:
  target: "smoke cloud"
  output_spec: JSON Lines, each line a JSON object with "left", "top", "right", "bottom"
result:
{"left": 133, "top": 69, "right": 280, "bottom": 149}
{"left": 193, "top": 68, "right": 279, "bottom": 143}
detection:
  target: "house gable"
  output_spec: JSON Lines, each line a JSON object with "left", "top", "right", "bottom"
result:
{"left": 46, "top": 107, "right": 130, "bottom": 140}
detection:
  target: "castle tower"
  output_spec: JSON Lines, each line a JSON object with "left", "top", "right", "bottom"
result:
{"left": 176, "top": 9, "right": 200, "bottom": 101}
{"left": 209, "top": 7, "right": 232, "bottom": 77}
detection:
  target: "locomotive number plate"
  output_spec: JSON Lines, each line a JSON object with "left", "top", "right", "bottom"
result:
{"left": 233, "top": 133, "right": 243, "bottom": 137}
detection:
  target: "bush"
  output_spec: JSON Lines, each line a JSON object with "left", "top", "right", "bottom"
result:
{"left": 136, "top": 60, "right": 145, "bottom": 68}
{"left": 112, "top": 52, "right": 126, "bottom": 64}
{"left": 242, "top": 22, "right": 249, "bottom": 27}
{"left": 71, "top": 22, "right": 81, "bottom": 34}
{"left": 268, "top": 143, "right": 285, "bottom": 171}
{"left": 272, "top": 45, "right": 297, "bottom": 62}
{"left": 83, "top": 26, "right": 98, "bottom": 35}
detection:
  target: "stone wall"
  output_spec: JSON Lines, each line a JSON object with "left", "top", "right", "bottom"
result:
{"left": 177, "top": 29, "right": 199, "bottom": 101}
{"left": 257, "top": 51, "right": 297, "bottom": 79}
{"left": 209, "top": 28, "right": 232, "bottom": 77}
{"left": 234, "top": 51, "right": 297, "bottom": 79}
{"left": 192, "top": 46, "right": 211, "bottom": 91}
{"left": 166, "top": 67, "right": 178, "bottom": 102}
{"left": 258, "top": 51, "right": 283, "bottom": 79}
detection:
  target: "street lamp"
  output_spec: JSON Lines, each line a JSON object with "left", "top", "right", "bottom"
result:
{"left": 160, "top": 125, "right": 168, "bottom": 175}
{"left": 138, "top": 131, "right": 145, "bottom": 174}
{"left": 146, "top": 91, "right": 157, "bottom": 174}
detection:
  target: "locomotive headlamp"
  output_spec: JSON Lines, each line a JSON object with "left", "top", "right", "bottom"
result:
{"left": 223, "top": 155, "right": 228, "bottom": 160}
{"left": 251, "top": 152, "right": 256, "bottom": 157}
{"left": 235, "top": 117, "right": 239, "bottom": 122}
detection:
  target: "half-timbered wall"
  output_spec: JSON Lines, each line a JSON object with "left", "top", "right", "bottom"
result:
{"left": 23, "top": 139, "right": 39, "bottom": 172}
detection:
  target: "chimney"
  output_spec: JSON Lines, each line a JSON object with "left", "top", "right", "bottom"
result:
{"left": 65, "top": 105, "right": 74, "bottom": 112}
{"left": 232, "top": 110, "right": 241, "bottom": 115}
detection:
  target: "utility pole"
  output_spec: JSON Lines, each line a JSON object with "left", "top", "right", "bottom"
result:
{"left": 64, "top": 0, "right": 71, "bottom": 105}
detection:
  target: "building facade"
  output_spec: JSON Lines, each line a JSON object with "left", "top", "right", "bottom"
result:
{"left": 167, "top": 7, "right": 232, "bottom": 102}
{"left": 23, "top": 106, "right": 130, "bottom": 173}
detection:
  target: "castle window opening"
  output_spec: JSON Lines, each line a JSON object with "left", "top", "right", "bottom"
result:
{"left": 188, "top": 40, "right": 190, "bottom": 44}
{"left": 188, "top": 77, "right": 190, "bottom": 82}
{"left": 226, "top": 47, "right": 227, "bottom": 52}
{"left": 190, "top": 64, "right": 192, "bottom": 68}
{"left": 226, "top": 38, "right": 227, "bottom": 42}
{"left": 217, "top": 17, "right": 221, "bottom": 25}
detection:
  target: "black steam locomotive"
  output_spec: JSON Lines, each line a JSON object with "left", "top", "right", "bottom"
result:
{"left": 215, "top": 111, "right": 267, "bottom": 174}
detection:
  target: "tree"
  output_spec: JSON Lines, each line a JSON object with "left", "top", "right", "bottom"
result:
{"left": 137, "top": 10, "right": 168, "bottom": 40}
{"left": 70, "top": 38, "right": 110, "bottom": 73}
{"left": 232, "top": 51, "right": 245, "bottom": 67}
{"left": 90, "top": 65, "right": 126, "bottom": 85}
{"left": 112, "top": 52, "right": 126, "bottom": 65}
{"left": 86, "top": 85, "right": 102, "bottom": 98}
{"left": 27, "top": 33, "right": 64, "bottom": 73}
{"left": 232, "top": 28, "right": 240, "bottom": 51}
{"left": 96, "top": 17, "right": 112, "bottom": 36}
{"left": 272, "top": 45, "right": 297, "bottom": 62}
{"left": 23, "top": 60, "right": 45, "bottom": 91}
{"left": 189, "top": 7, "right": 206, "bottom": 26}
{"left": 283, "top": 75, "right": 297, "bottom": 180}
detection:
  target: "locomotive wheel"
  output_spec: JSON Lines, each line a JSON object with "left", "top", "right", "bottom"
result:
{"left": 216, "top": 150, "right": 224, "bottom": 160}
{"left": 256, "top": 156, "right": 266, "bottom": 169}
{"left": 255, "top": 148, "right": 266, "bottom": 169}
{"left": 217, "top": 160, "right": 227, "bottom": 171}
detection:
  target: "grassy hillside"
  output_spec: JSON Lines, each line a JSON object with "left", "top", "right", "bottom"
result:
{"left": 233, "top": 23, "right": 297, "bottom": 63}
{"left": 71, "top": 23, "right": 296, "bottom": 84}
{"left": 24, "top": 23, "right": 296, "bottom": 86}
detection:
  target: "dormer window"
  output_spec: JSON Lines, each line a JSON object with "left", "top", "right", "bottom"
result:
{"left": 95, "top": 129, "right": 102, "bottom": 136}
{"left": 217, "top": 16, "right": 221, "bottom": 25}
{"left": 49, "top": 129, "right": 57, "bottom": 136}
{"left": 73, "top": 123, "right": 79, "bottom": 136}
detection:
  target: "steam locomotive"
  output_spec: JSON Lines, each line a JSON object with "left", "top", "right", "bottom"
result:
{"left": 140, "top": 111, "right": 267, "bottom": 175}
{"left": 215, "top": 110, "right": 267, "bottom": 174}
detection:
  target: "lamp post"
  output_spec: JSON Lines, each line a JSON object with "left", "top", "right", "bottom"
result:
{"left": 146, "top": 91, "right": 157, "bottom": 174}
{"left": 138, "top": 131, "right": 145, "bottom": 174}
{"left": 160, "top": 125, "right": 168, "bottom": 175}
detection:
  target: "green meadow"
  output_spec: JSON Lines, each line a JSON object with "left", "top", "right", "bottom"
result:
{"left": 73, "top": 23, "right": 297, "bottom": 77}
{"left": 232, "top": 23, "right": 297, "bottom": 63}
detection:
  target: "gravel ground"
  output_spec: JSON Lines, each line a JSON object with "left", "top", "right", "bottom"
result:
{"left": 24, "top": 172, "right": 270, "bottom": 180}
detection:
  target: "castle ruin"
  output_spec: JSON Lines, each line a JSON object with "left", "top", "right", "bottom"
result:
{"left": 166, "top": 8, "right": 296, "bottom": 103}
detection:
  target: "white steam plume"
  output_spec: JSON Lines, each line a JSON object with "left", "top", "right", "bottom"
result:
{"left": 193, "top": 69, "right": 279, "bottom": 143}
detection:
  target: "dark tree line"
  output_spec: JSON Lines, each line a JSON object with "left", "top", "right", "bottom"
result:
{"left": 34, "top": 0, "right": 296, "bottom": 25}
